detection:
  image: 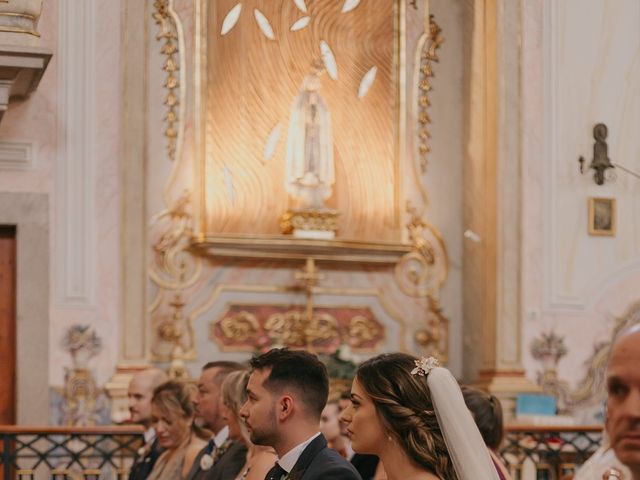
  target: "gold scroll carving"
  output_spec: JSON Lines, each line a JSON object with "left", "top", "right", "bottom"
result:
{"left": 212, "top": 305, "right": 385, "bottom": 353}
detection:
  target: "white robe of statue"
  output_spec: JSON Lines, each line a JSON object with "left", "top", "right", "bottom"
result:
{"left": 285, "top": 73, "right": 334, "bottom": 210}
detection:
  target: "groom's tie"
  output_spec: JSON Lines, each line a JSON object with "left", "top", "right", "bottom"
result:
{"left": 265, "top": 462, "right": 287, "bottom": 480}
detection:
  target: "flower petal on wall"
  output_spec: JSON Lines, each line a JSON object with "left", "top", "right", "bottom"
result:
{"left": 223, "top": 164, "right": 236, "bottom": 204}
{"left": 254, "top": 9, "right": 275, "bottom": 40}
{"left": 221, "top": 3, "right": 242, "bottom": 36}
{"left": 341, "top": 0, "right": 360, "bottom": 13}
{"left": 264, "top": 123, "right": 283, "bottom": 162}
{"left": 293, "top": 0, "right": 308, "bottom": 13}
{"left": 290, "top": 16, "right": 310, "bottom": 32}
{"left": 357, "top": 66, "right": 377, "bottom": 98}
{"left": 320, "top": 41, "right": 338, "bottom": 80}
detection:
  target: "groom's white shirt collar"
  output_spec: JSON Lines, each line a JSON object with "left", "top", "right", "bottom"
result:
{"left": 278, "top": 432, "right": 321, "bottom": 473}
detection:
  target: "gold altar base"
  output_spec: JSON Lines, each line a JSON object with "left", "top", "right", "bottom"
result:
{"left": 280, "top": 209, "right": 339, "bottom": 239}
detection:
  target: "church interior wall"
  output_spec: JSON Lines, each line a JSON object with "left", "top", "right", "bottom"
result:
{"left": 0, "top": 0, "right": 638, "bottom": 425}
{"left": 0, "top": 0, "right": 123, "bottom": 423}
{"left": 521, "top": 0, "right": 640, "bottom": 421}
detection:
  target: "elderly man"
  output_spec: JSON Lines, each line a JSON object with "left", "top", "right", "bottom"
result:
{"left": 604, "top": 324, "right": 640, "bottom": 479}
{"left": 127, "top": 367, "right": 168, "bottom": 480}
{"left": 186, "top": 361, "right": 247, "bottom": 480}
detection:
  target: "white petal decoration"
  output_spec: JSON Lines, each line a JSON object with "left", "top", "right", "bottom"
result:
{"left": 223, "top": 164, "right": 236, "bottom": 204}
{"left": 290, "top": 16, "right": 310, "bottom": 32}
{"left": 221, "top": 3, "right": 242, "bottom": 36}
{"left": 293, "top": 0, "right": 308, "bottom": 13}
{"left": 254, "top": 9, "right": 275, "bottom": 40}
{"left": 263, "top": 123, "right": 283, "bottom": 161}
{"left": 341, "top": 0, "right": 360, "bottom": 13}
{"left": 320, "top": 41, "right": 338, "bottom": 80}
{"left": 358, "top": 66, "right": 377, "bottom": 98}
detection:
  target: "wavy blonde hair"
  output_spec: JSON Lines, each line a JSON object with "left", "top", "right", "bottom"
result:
{"left": 356, "top": 353, "right": 457, "bottom": 479}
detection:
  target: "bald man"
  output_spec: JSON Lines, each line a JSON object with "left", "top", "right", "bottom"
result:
{"left": 606, "top": 324, "right": 640, "bottom": 480}
{"left": 128, "top": 368, "right": 168, "bottom": 480}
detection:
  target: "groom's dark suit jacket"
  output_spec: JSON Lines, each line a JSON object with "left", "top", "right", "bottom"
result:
{"left": 269, "top": 434, "right": 362, "bottom": 480}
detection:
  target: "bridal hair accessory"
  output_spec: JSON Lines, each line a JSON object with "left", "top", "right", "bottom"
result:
{"left": 411, "top": 356, "right": 440, "bottom": 376}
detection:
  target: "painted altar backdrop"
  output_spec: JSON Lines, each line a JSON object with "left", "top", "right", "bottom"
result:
{"left": 137, "top": 0, "right": 466, "bottom": 396}
{"left": 521, "top": 0, "right": 640, "bottom": 422}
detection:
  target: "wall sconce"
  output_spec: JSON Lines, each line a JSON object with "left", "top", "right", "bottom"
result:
{"left": 578, "top": 123, "right": 614, "bottom": 185}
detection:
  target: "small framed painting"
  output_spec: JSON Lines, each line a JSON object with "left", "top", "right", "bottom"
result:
{"left": 588, "top": 197, "right": 616, "bottom": 236}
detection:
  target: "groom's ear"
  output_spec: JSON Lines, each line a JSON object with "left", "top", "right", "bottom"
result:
{"left": 278, "top": 394, "right": 295, "bottom": 421}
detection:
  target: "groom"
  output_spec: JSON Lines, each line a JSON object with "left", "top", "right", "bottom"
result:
{"left": 239, "top": 348, "right": 361, "bottom": 480}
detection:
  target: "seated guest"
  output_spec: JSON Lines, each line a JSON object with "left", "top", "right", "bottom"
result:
{"left": 239, "top": 348, "right": 361, "bottom": 480}
{"left": 128, "top": 368, "right": 168, "bottom": 480}
{"left": 147, "top": 381, "right": 208, "bottom": 480}
{"left": 219, "top": 370, "right": 277, "bottom": 480}
{"left": 574, "top": 432, "right": 630, "bottom": 480}
{"left": 188, "top": 361, "right": 247, "bottom": 480}
{"left": 460, "top": 385, "right": 513, "bottom": 480}
{"left": 604, "top": 324, "right": 640, "bottom": 480}
{"left": 320, "top": 399, "right": 350, "bottom": 457}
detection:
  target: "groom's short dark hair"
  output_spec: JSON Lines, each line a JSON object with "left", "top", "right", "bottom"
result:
{"left": 250, "top": 348, "right": 329, "bottom": 419}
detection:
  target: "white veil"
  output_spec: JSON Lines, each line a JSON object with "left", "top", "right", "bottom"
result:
{"left": 427, "top": 367, "right": 500, "bottom": 480}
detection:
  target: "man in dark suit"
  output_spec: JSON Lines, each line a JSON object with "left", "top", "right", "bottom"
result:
{"left": 239, "top": 348, "right": 362, "bottom": 480}
{"left": 186, "top": 361, "right": 247, "bottom": 480}
{"left": 127, "top": 368, "right": 168, "bottom": 480}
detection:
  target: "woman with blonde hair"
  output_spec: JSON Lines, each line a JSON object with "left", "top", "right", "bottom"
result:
{"left": 146, "top": 380, "right": 209, "bottom": 480}
{"left": 220, "top": 370, "right": 278, "bottom": 480}
{"left": 340, "top": 353, "right": 499, "bottom": 480}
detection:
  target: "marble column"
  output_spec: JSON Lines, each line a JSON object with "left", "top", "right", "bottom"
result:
{"left": 463, "top": 0, "right": 539, "bottom": 421}
{"left": 104, "top": 0, "right": 151, "bottom": 423}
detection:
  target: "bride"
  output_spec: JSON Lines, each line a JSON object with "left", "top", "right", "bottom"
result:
{"left": 339, "top": 353, "right": 500, "bottom": 480}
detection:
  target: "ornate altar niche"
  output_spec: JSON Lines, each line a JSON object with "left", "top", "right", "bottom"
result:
{"left": 147, "top": 0, "right": 449, "bottom": 376}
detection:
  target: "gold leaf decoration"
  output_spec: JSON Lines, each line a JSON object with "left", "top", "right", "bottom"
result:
{"left": 319, "top": 40, "right": 338, "bottom": 80}
{"left": 293, "top": 0, "right": 308, "bottom": 13}
{"left": 254, "top": 9, "right": 275, "bottom": 40}
{"left": 341, "top": 0, "right": 361, "bottom": 13}
{"left": 263, "top": 122, "right": 283, "bottom": 162}
{"left": 357, "top": 66, "right": 377, "bottom": 99}
{"left": 290, "top": 16, "right": 311, "bottom": 32}
{"left": 221, "top": 3, "right": 242, "bottom": 36}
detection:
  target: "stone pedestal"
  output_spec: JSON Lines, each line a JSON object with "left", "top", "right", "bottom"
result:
{"left": 0, "top": 0, "right": 43, "bottom": 47}
{"left": 0, "top": 0, "right": 49, "bottom": 123}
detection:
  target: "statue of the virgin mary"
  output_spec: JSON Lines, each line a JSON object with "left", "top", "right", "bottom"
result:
{"left": 285, "top": 69, "right": 334, "bottom": 210}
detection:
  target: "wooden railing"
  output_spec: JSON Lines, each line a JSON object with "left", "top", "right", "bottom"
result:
{"left": 0, "top": 426, "right": 143, "bottom": 479}
{"left": 500, "top": 425, "right": 604, "bottom": 480}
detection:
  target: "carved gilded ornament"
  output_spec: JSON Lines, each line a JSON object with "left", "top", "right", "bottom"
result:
{"left": 148, "top": 191, "right": 202, "bottom": 368}
{"left": 212, "top": 305, "right": 385, "bottom": 353}
{"left": 416, "top": 15, "right": 443, "bottom": 174}
{"left": 414, "top": 295, "right": 449, "bottom": 362}
{"left": 153, "top": 0, "right": 185, "bottom": 165}
{"left": 533, "top": 302, "right": 640, "bottom": 413}
{"left": 395, "top": 201, "right": 448, "bottom": 298}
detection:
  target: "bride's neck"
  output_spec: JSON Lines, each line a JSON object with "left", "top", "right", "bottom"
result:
{"left": 378, "top": 445, "right": 439, "bottom": 480}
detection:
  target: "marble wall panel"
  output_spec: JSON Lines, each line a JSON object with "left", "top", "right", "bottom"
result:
{"left": 522, "top": 0, "right": 640, "bottom": 417}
